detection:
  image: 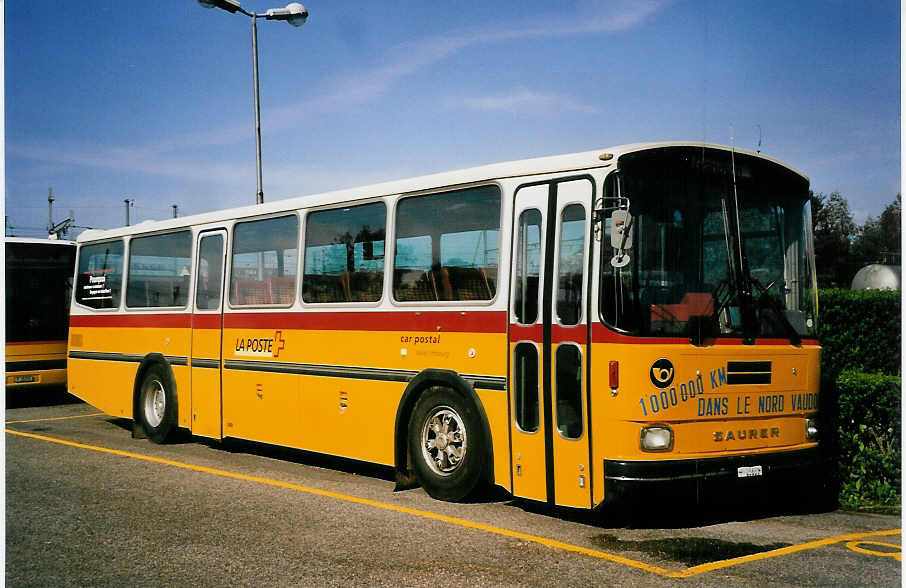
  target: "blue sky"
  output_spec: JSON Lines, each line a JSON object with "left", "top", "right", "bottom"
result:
{"left": 4, "top": 1, "right": 900, "bottom": 237}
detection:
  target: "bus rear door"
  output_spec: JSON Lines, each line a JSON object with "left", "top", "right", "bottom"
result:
{"left": 509, "top": 178, "right": 593, "bottom": 508}
{"left": 190, "top": 229, "right": 227, "bottom": 439}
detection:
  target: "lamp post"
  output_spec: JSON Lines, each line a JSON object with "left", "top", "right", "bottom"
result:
{"left": 198, "top": 0, "right": 308, "bottom": 204}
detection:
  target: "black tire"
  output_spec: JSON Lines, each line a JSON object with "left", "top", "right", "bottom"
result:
{"left": 408, "top": 386, "right": 487, "bottom": 502}
{"left": 137, "top": 364, "right": 177, "bottom": 444}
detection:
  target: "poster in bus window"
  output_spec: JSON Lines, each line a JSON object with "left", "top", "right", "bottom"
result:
{"left": 81, "top": 269, "right": 114, "bottom": 302}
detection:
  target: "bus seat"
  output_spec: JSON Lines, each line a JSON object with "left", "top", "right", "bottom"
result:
{"left": 343, "top": 271, "right": 383, "bottom": 302}
{"left": 301, "top": 274, "right": 345, "bottom": 303}
{"left": 233, "top": 279, "right": 269, "bottom": 305}
{"left": 394, "top": 269, "right": 437, "bottom": 301}
{"left": 442, "top": 266, "right": 493, "bottom": 300}
{"left": 434, "top": 267, "right": 453, "bottom": 300}
{"left": 268, "top": 276, "right": 296, "bottom": 305}
{"left": 651, "top": 291, "right": 715, "bottom": 324}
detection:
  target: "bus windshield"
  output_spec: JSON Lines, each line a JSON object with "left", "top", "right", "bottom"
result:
{"left": 5, "top": 241, "right": 76, "bottom": 343}
{"left": 600, "top": 147, "right": 817, "bottom": 342}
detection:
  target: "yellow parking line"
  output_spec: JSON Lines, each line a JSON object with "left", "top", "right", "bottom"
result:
{"left": 5, "top": 412, "right": 106, "bottom": 425}
{"left": 6, "top": 427, "right": 901, "bottom": 579}
{"left": 845, "top": 540, "right": 902, "bottom": 561}
{"left": 678, "top": 529, "right": 901, "bottom": 577}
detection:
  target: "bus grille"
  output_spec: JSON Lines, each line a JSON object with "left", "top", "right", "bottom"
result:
{"left": 726, "top": 361, "right": 771, "bottom": 385}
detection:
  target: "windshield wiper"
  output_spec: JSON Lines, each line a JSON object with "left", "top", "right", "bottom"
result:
{"left": 720, "top": 196, "right": 758, "bottom": 344}
{"left": 749, "top": 278, "right": 802, "bottom": 346}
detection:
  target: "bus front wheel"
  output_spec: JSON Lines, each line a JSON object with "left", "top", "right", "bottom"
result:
{"left": 137, "top": 364, "right": 177, "bottom": 444}
{"left": 408, "top": 387, "right": 486, "bottom": 502}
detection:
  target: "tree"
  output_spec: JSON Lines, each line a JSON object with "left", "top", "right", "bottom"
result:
{"left": 853, "top": 215, "right": 885, "bottom": 265}
{"left": 878, "top": 194, "right": 901, "bottom": 262}
{"left": 811, "top": 191, "right": 857, "bottom": 287}
{"left": 852, "top": 194, "right": 901, "bottom": 268}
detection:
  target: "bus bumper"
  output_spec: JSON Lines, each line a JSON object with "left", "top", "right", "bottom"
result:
{"left": 603, "top": 448, "right": 833, "bottom": 507}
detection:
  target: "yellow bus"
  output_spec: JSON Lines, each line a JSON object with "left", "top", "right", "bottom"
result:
{"left": 6, "top": 237, "right": 77, "bottom": 390}
{"left": 68, "top": 143, "right": 825, "bottom": 508}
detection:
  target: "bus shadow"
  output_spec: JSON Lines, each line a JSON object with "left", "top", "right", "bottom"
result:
{"left": 206, "top": 437, "right": 398, "bottom": 483}
{"left": 108, "top": 418, "right": 198, "bottom": 445}
{"left": 6, "top": 386, "right": 83, "bottom": 409}
{"left": 105, "top": 420, "right": 491, "bottom": 488}
{"left": 101, "top": 419, "right": 839, "bottom": 525}
{"left": 506, "top": 495, "right": 837, "bottom": 529}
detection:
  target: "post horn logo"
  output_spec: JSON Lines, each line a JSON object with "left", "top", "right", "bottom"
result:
{"left": 650, "top": 358, "right": 674, "bottom": 388}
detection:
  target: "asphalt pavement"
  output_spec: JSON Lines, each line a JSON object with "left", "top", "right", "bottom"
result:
{"left": 5, "top": 397, "right": 901, "bottom": 587}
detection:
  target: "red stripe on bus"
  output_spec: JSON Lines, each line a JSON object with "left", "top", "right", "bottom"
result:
{"left": 70, "top": 314, "right": 192, "bottom": 328}
{"left": 551, "top": 325, "right": 587, "bottom": 343}
{"left": 509, "top": 324, "right": 542, "bottom": 341}
{"left": 192, "top": 314, "right": 222, "bottom": 329}
{"left": 68, "top": 312, "right": 815, "bottom": 345}
{"left": 222, "top": 311, "right": 508, "bottom": 333}
{"left": 590, "top": 324, "right": 818, "bottom": 346}
{"left": 509, "top": 325, "right": 589, "bottom": 343}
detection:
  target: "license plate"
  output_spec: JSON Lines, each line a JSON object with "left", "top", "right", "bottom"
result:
{"left": 14, "top": 375, "right": 37, "bottom": 383}
{"left": 737, "top": 465, "right": 763, "bottom": 478}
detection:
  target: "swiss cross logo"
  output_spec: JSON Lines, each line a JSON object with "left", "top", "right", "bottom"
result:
{"left": 273, "top": 330, "right": 286, "bottom": 358}
{"left": 234, "top": 330, "right": 287, "bottom": 358}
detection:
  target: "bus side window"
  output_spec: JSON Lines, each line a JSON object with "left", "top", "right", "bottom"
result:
{"left": 600, "top": 177, "right": 638, "bottom": 332}
{"left": 126, "top": 231, "right": 192, "bottom": 308}
{"left": 556, "top": 204, "right": 586, "bottom": 326}
{"left": 514, "top": 209, "right": 542, "bottom": 324}
{"left": 513, "top": 342, "right": 539, "bottom": 432}
{"left": 195, "top": 234, "right": 224, "bottom": 310}
{"left": 555, "top": 344, "right": 583, "bottom": 439}
{"left": 393, "top": 185, "right": 501, "bottom": 302}
{"left": 230, "top": 215, "right": 299, "bottom": 307}
{"left": 75, "top": 240, "right": 125, "bottom": 310}
{"left": 302, "top": 202, "right": 386, "bottom": 304}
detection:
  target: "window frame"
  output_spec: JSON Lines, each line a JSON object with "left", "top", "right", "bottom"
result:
{"left": 553, "top": 341, "right": 585, "bottom": 441}
{"left": 552, "top": 190, "right": 590, "bottom": 328}
{"left": 73, "top": 238, "right": 126, "bottom": 312}
{"left": 512, "top": 207, "right": 544, "bottom": 326}
{"left": 194, "top": 229, "right": 228, "bottom": 313}
{"left": 512, "top": 340, "right": 541, "bottom": 434}
{"left": 300, "top": 199, "right": 388, "bottom": 307}
{"left": 390, "top": 183, "right": 504, "bottom": 307}
{"left": 124, "top": 229, "right": 194, "bottom": 310}
{"left": 228, "top": 212, "right": 301, "bottom": 309}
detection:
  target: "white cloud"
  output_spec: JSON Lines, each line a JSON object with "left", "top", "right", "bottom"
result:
{"left": 6, "top": 141, "right": 249, "bottom": 186}
{"left": 9, "top": 1, "right": 671, "bottom": 182}
{"left": 456, "top": 89, "right": 598, "bottom": 114}
{"left": 278, "top": 0, "right": 670, "bottom": 118}
{"left": 148, "top": 0, "right": 671, "bottom": 153}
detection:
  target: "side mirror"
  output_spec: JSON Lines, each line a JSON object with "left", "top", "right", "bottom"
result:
{"left": 610, "top": 210, "right": 634, "bottom": 250}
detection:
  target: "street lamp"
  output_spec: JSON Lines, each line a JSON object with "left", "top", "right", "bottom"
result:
{"left": 198, "top": 1, "right": 308, "bottom": 204}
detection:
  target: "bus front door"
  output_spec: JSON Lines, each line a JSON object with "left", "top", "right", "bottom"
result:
{"left": 509, "top": 178, "right": 593, "bottom": 508}
{"left": 190, "top": 229, "right": 227, "bottom": 439}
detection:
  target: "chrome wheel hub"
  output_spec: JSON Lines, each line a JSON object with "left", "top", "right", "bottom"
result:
{"left": 421, "top": 406, "right": 467, "bottom": 476}
{"left": 143, "top": 379, "right": 166, "bottom": 428}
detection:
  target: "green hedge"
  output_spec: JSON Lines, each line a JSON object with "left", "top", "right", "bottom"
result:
{"left": 816, "top": 289, "right": 901, "bottom": 511}
{"left": 835, "top": 370, "right": 901, "bottom": 509}
{"left": 818, "top": 289, "right": 900, "bottom": 380}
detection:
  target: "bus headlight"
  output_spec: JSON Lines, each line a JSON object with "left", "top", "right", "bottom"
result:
{"left": 806, "top": 418, "right": 819, "bottom": 440}
{"left": 640, "top": 425, "right": 673, "bottom": 452}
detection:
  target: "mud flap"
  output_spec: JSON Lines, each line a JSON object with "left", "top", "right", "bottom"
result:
{"left": 132, "top": 420, "right": 148, "bottom": 439}
{"left": 394, "top": 467, "right": 419, "bottom": 491}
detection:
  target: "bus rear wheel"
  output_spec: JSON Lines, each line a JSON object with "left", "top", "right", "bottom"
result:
{"left": 137, "top": 364, "right": 177, "bottom": 444}
{"left": 408, "top": 387, "right": 486, "bottom": 502}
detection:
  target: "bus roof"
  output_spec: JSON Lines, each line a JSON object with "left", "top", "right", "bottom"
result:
{"left": 5, "top": 237, "right": 76, "bottom": 246}
{"left": 76, "top": 141, "right": 808, "bottom": 243}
